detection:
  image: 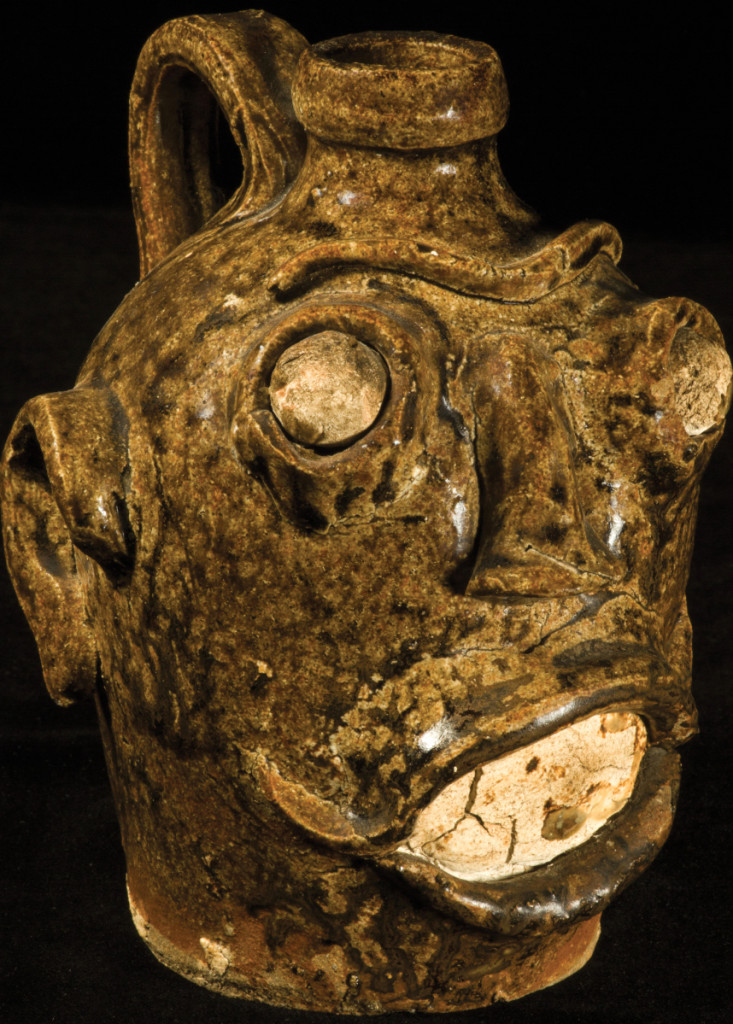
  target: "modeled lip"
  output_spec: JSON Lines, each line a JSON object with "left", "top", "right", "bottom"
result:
{"left": 258, "top": 652, "right": 691, "bottom": 852}
{"left": 375, "top": 743, "right": 679, "bottom": 936}
{"left": 258, "top": 704, "right": 681, "bottom": 940}
{"left": 257, "top": 632, "right": 688, "bottom": 936}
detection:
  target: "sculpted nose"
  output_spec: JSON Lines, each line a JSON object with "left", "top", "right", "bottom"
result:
{"left": 464, "top": 334, "right": 613, "bottom": 598}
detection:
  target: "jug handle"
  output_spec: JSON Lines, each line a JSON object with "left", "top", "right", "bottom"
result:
{"left": 129, "top": 11, "right": 308, "bottom": 277}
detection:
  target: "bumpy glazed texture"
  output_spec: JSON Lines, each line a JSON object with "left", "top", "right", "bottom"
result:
{"left": 1, "top": 9, "right": 730, "bottom": 1016}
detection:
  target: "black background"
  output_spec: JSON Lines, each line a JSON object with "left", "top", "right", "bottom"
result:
{"left": 1, "top": 3, "right": 731, "bottom": 1022}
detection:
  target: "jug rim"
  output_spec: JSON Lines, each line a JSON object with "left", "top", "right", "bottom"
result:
{"left": 292, "top": 30, "right": 509, "bottom": 149}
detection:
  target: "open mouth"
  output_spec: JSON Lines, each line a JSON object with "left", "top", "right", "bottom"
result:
{"left": 259, "top": 699, "right": 681, "bottom": 938}
{"left": 398, "top": 712, "right": 646, "bottom": 882}
{"left": 377, "top": 713, "right": 679, "bottom": 935}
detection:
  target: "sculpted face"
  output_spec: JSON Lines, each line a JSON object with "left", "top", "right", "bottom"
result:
{"left": 2, "top": 12, "right": 730, "bottom": 1015}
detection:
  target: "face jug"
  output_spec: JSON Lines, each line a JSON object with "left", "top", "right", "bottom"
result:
{"left": 3, "top": 10, "right": 730, "bottom": 1014}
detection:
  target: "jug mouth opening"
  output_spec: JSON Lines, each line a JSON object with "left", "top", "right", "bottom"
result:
{"left": 318, "top": 33, "right": 490, "bottom": 70}
{"left": 292, "top": 31, "right": 509, "bottom": 150}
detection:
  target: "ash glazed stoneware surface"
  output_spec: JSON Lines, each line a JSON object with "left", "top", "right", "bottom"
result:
{"left": 2, "top": 9, "right": 731, "bottom": 1015}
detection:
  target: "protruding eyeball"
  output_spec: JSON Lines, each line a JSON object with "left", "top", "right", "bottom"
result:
{"left": 269, "top": 330, "right": 388, "bottom": 448}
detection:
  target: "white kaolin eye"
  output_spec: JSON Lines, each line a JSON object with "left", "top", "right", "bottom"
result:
{"left": 269, "top": 330, "right": 388, "bottom": 449}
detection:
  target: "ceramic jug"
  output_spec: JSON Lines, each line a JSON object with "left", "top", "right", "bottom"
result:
{"left": 2, "top": 9, "right": 730, "bottom": 1015}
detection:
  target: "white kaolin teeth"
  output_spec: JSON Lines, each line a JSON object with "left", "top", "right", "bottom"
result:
{"left": 400, "top": 711, "right": 647, "bottom": 882}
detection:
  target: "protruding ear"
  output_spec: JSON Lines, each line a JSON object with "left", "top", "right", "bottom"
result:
{"left": 1, "top": 387, "right": 132, "bottom": 705}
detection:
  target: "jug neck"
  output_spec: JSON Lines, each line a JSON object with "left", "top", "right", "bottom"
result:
{"left": 287, "top": 135, "right": 538, "bottom": 254}
{"left": 284, "top": 31, "right": 539, "bottom": 254}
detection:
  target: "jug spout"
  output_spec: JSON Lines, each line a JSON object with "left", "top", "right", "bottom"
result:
{"left": 284, "top": 31, "right": 539, "bottom": 252}
{"left": 292, "top": 31, "right": 509, "bottom": 150}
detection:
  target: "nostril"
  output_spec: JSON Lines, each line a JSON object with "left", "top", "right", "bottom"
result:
{"left": 447, "top": 523, "right": 483, "bottom": 595}
{"left": 668, "top": 326, "right": 732, "bottom": 435}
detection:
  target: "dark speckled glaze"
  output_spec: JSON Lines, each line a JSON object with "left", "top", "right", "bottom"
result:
{"left": 2, "top": 9, "right": 730, "bottom": 1014}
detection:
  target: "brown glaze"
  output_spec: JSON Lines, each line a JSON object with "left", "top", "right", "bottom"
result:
{"left": 1, "top": 10, "right": 730, "bottom": 1015}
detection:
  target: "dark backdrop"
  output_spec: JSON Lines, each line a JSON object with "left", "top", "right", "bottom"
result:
{"left": 2, "top": 3, "right": 731, "bottom": 1023}
{"left": 5, "top": 2, "right": 731, "bottom": 239}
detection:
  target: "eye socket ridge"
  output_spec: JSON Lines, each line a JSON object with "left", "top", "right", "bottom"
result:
{"left": 230, "top": 296, "right": 438, "bottom": 474}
